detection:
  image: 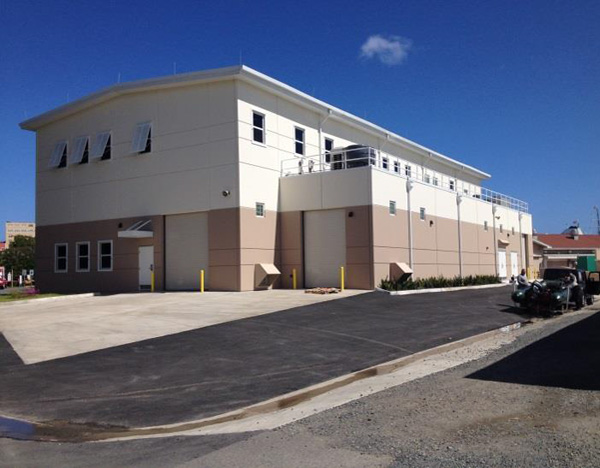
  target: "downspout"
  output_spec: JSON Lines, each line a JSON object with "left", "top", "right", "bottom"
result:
{"left": 318, "top": 109, "right": 333, "bottom": 171}
{"left": 457, "top": 193, "right": 463, "bottom": 277}
{"left": 492, "top": 205, "right": 498, "bottom": 276}
{"left": 407, "top": 178, "right": 414, "bottom": 269}
{"left": 518, "top": 211, "right": 524, "bottom": 272}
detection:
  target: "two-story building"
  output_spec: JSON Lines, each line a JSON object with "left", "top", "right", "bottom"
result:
{"left": 20, "top": 65, "right": 533, "bottom": 293}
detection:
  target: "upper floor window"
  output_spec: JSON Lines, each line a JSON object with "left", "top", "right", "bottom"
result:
{"left": 433, "top": 176, "right": 439, "bottom": 186}
{"left": 91, "top": 132, "right": 111, "bottom": 161}
{"left": 389, "top": 200, "right": 396, "bottom": 215}
{"left": 382, "top": 156, "right": 389, "bottom": 170}
{"left": 424, "top": 173, "right": 431, "bottom": 184}
{"left": 405, "top": 164, "right": 412, "bottom": 178}
{"left": 294, "top": 127, "right": 305, "bottom": 156}
{"left": 252, "top": 111, "right": 265, "bottom": 144}
{"left": 325, "top": 138, "right": 334, "bottom": 163}
{"left": 49, "top": 141, "right": 68, "bottom": 169}
{"left": 54, "top": 243, "right": 68, "bottom": 272}
{"left": 393, "top": 160, "right": 400, "bottom": 173}
{"left": 449, "top": 179, "right": 455, "bottom": 191}
{"left": 132, "top": 122, "right": 152, "bottom": 154}
{"left": 71, "top": 136, "right": 89, "bottom": 165}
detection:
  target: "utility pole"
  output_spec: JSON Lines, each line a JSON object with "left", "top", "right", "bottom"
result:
{"left": 594, "top": 206, "right": 600, "bottom": 235}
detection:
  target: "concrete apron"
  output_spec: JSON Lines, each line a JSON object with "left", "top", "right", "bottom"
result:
{"left": 1, "top": 317, "right": 540, "bottom": 444}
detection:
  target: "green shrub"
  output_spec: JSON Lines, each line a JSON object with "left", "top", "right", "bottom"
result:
{"left": 378, "top": 274, "right": 501, "bottom": 291}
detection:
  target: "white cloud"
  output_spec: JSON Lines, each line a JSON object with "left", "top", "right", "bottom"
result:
{"left": 360, "top": 34, "right": 412, "bottom": 66}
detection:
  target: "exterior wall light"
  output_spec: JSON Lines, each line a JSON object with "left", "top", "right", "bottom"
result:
{"left": 222, "top": 190, "right": 231, "bottom": 197}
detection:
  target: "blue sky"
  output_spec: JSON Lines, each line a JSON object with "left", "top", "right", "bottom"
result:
{"left": 1, "top": 0, "right": 599, "bottom": 238}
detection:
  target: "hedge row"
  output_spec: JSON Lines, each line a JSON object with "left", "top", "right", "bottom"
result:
{"left": 379, "top": 274, "right": 501, "bottom": 291}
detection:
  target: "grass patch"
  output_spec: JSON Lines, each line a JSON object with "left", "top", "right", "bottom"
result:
{"left": 379, "top": 274, "right": 501, "bottom": 291}
{"left": 0, "top": 288, "right": 62, "bottom": 303}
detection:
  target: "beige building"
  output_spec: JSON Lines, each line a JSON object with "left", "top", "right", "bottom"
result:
{"left": 20, "top": 66, "right": 534, "bottom": 293}
{"left": 5, "top": 221, "right": 36, "bottom": 247}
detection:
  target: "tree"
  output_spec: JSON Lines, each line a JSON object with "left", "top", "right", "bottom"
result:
{"left": 0, "top": 235, "right": 35, "bottom": 275}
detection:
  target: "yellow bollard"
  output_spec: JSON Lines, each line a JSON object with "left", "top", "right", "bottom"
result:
{"left": 200, "top": 269, "right": 205, "bottom": 293}
{"left": 150, "top": 271, "right": 155, "bottom": 293}
{"left": 292, "top": 268, "right": 297, "bottom": 290}
{"left": 340, "top": 266, "right": 345, "bottom": 292}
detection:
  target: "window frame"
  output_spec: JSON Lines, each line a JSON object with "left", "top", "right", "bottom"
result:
{"left": 131, "top": 122, "right": 152, "bottom": 154}
{"left": 389, "top": 200, "right": 397, "bottom": 216}
{"left": 75, "top": 241, "right": 90, "bottom": 273}
{"left": 97, "top": 240, "right": 113, "bottom": 272}
{"left": 484, "top": 220, "right": 489, "bottom": 231}
{"left": 324, "top": 137, "right": 334, "bottom": 163}
{"left": 393, "top": 160, "right": 400, "bottom": 173}
{"left": 405, "top": 164, "right": 412, "bottom": 178}
{"left": 54, "top": 243, "right": 68, "bottom": 273}
{"left": 91, "top": 131, "right": 112, "bottom": 161}
{"left": 294, "top": 127, "right": 305, "bottom": 156}
{"left": 255, "top": 202, "right": 265, "bottom": 218}
{"left": 382, "top": 156, "right": 389, "bottom": 170}
{"left": 70, "top": 136, "right": 89, "bottom": 165}
{"left": 49, "top": 141, "right": 68, "bottom": 169}
{"left": 252, "top": 111, "right": 266, "bottom": 145}
{"left": 449, "top": 179, "right": 455, "bottom": 191}
{"left": 419, "top": 207, "right": 426, "bottom": 221}
{"left": 500, "top": 224, "right": 504, "bottom": 233}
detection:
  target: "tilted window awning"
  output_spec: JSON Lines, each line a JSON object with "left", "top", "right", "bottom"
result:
{"left": 498, "top": 239, "right": 510, "bottom": 247}
{"left": 118, "top": 219, "right": 153, "bottom": 238}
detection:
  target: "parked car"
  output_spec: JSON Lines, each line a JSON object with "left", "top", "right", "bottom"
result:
{"left": 512, "top": 268, "right": 598, "bottom": 315}
{"left": 0, "top": 277, "right": 8, "bottom": 289}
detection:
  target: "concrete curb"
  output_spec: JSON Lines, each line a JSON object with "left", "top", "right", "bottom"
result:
{"left": 0, "top": 292, "right": 96, "bottom": 307}
{"left": 375, "top": 282, "right": 508, "bottom": 296}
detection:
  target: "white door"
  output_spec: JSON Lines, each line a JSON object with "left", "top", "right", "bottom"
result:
{"left": 498, "top": 250, "right": 507, "bottom": 278}
{"left": 139, "top": 246, "right": 154, "bottom": 290}
{"left": 304, "top": 209, "right": 346, "bottom": 288}
{"left": 510, "top": 252, "right": 519, "bottom": 277}
{"left": 166, "top": 212, "right": 208, "bottom": 290}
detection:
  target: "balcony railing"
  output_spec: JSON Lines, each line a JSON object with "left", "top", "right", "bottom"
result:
{"left": 280, "top": 146, "right": 529, "bottom": 213}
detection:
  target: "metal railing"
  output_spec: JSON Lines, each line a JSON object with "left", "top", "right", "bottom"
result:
{"left": 280, "top": 146, "right": 529, "bottom": 213}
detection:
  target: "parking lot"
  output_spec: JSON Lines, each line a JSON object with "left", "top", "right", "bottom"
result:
{"left": 0, "top": 286, "right": 525, "bottom": 430}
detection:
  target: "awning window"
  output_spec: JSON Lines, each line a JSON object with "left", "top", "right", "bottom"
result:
{"left": 131, "top": 122, "right": 152, "bottom": 153}
{"left": 118, "top": 219, "right": 154, "bottom": 239}
{"left": 70, "top": 136, "right": 88, "bottom": 164}
{"left": 48, "top": 141, "right": 67, "bottom": 168}
{"left": 91, "top": 132, "right": 111, "bottom": 160}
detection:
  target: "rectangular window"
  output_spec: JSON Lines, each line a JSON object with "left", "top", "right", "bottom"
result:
{"left": 98, "top": 240, "right": 113, "bottom": 271}
{"left": 424, "top": 173, "right": 431, "bottom": 184}
{"left": 512, "top": 227, "right": 515, "bottom": 235}
{"left": 419, "top": 207, "right": 426, "bottom": 221}
{"left": 76, "top": 242, "right": 90, "bottom": 272}
{"left": 484, "top": 221, "right": 488, "bottom": 231}
{"left": 294, "top": 127, "right": 305, "bottom": 155}
{"left": 389, "top": 200, "right": 396, "bottom": 215}
{"left": 255, "top": 202, "right": 265, "bottom": 217}
{"left": 132, "top": 122, "right": 152, "bottom": 154}
{"left": 91, "top": 132, "right": 111, "bottom": 161}
{"left": 382, "top": 157, "right": 389, "bottom": 170}
{"left": 54, "top": 243, "right": 68, "bottom": 272}
{"left": 49, "top": 141, "right": 68, "bottom": 169}
{"left": 405, "top": 164, "right": 412, "bottom": 178}
{"left": 449, "top": 179, "right": 455, "bottom": 191}
{"left": 433, "top": 176, "right": 439, "bottom": 186}
{"left": 252, "top": 111, "right": 265, "bottom": 144}
{"left": 393, "top": 160, "right": 399, "bottom": 173}
{"left": 500, "top": 224, "right": 504, "bottom": 233}
{"left": 324, "top": 138, "right": 334, "bottom": 163}
{"left": 70, "top": 136, "right": 89, "bottom": 165}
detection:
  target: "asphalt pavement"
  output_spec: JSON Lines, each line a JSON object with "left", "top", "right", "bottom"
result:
{"left": 0, "top": 286, "right": 524, "bottom": 428}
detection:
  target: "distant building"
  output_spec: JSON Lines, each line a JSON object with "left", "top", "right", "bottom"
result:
{"left": 6, "top": 222, "right": 36, "bottom": 247}
{"left": 0, "top": 241, "right": 5, "bottom": 279}
{"left": 534, "top": 233, "right": 600, "bottom": 270}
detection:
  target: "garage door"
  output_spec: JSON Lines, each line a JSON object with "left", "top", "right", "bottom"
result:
{"left": 166, "top": 212, "right": 208, "bottom": 290}
{"left": 304, "top": 209, "right": 346, "bottom": 288}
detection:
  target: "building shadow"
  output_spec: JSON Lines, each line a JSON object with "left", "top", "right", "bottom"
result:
{"left": 467, "top": 312, "right": 600, "bottom": 391}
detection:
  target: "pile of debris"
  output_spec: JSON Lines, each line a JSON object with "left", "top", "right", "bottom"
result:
{"left": 305, "top": 287, "right": 340, "bottom": 295}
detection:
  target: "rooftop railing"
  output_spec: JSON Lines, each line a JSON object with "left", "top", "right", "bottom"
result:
{"left": 280, "top": 146, "right": 529, "bottom": 213}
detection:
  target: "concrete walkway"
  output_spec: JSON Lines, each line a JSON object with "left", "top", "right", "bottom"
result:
{"left": 0, "top": 286, "right": 525, "bottom": 428}
{"left": 0, "top": 290, "right": 364, "bottom": 364}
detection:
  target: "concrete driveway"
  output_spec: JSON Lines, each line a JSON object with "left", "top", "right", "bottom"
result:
{"left": 0, "top": 286, "right": 525, "bottom": 429}
{"left": 0, "top": 290, "right": 365, "bottom": 364}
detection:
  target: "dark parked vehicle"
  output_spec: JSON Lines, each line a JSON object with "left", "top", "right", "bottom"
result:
{"left": 512, "top": 268, "right": 599, "bottom": 315}
{"left": 0, "top": 277, "right": 8, "bottom": 289}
